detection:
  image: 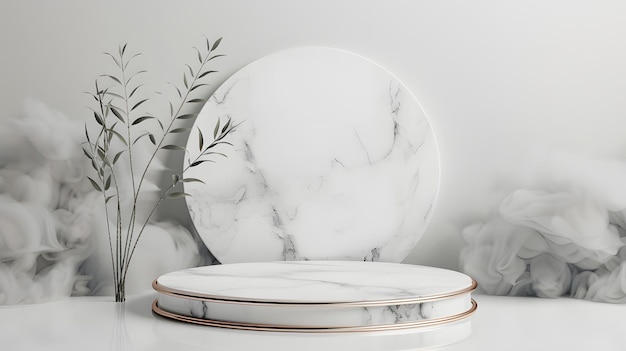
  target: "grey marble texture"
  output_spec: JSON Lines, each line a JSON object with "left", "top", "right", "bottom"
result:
{"left": 157, "top": 293, "right": 471, "bottom": 328}
{"left": 155, "top": 261, "right": 474, "bottom": 328}
{"left": 184, "top": 47, "right": 440, "bottom": 264}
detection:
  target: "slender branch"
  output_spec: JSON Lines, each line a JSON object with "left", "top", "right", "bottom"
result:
{"left": 121, "top": 182, "right": 174, "bottom": 287}
{"left": 117, "top": 49, "right": 139, "bottom": 274}
{"left": 122, "top": 46, "right": 221, "bottom": 275}
{"left": 134, "top": 48, "right": 217, "bottom": 199}
{"left": 121, "top": 124, "right": 238, "bottom": 283}
{"left": 85, "top": 39, "right": 227, "bottom": 302}
{"left": 90, "top": 88, "right": 120, "bottom": 296}
{"left": 113, "top": 169, "right": 123, "bottom": 300}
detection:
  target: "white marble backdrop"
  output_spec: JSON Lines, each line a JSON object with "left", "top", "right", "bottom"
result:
{"left": 184, "top": 47, "right": 439, "bottom": 264}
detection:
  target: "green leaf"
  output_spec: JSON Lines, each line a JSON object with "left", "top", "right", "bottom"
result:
{"left": 148, "top": 133, "right": 156, "bottom": 145}
{"left": 97, "top": 147, "right": 106, "bottom": 160}
{"left": 202, "top": 151, "right": 227, "bottom": 158}
{"left": 167, "top": 192, "right": 191, "bottom": 199}
{"left": 113, "top": 150, "right": 125, "bottom": 164}
{"left": 121, "top": 43, "right": 127, "bottom": 56}
{"left": 198, "top": 127, "right": 204, "bottom": 151}
{"left": 187, "top": 98, "right": 206, "bottom": 103}
{"left": 102, "top": 156, "right": 112, "bottom": 167}
{"left": 105, "top": 91, "right": 124, "bottom": 99}
{"left": 189, "top": 160, "right": 214, "bottom": 167}
{"left": 169, "top": 128, "right": 189, "bottom": 134}
{"left": 108, "top": 129, "right": 127, "bottom": 146}
{"left": 93, "top": 112, "right": 104, "bottom": 126}
{"left": 195, "top": 47, "right": 202, "bottom": 63}
{"left": 183, "top": 73, "right": 188, "bottom": 89}
{"left": 131, "top": 98, "right": 149, "bottom": 111}
{"left": 110, "top": 106, "right": 125, "bottom": 122}
{"left": 183, "top": 178, "right": 206, "bottom": 184}
{"left": 82, "top": 147, "right": 93, "bottom": 160}
{"left": 185, "top": 64, "right": 194, "bottom": 78}
{"left": 211, "top": 37, "right": 223, "bottom": 51}
{"left": 157, "top": 119, "right": 164, "bottom": 131}
{"left": 207, "top": 54, "right": 225, "bottom": 62}
{"left": 85, "top": 91, "right": 99, "bottom": 101}
{"left": 87, "top": 177, "right": 102, "bottom": 192}
{"left": 198, "top": 70, "right": 217, "bottom": 79}
{"left": 161, "top": 145, "right": 186, "bottom": 151}
{"left": 221, "top": 118, "right": 231, "bottom": 134}
{"left": 230, "top": 120, "right": 244, "bottom": 132}
{"left": 190, "top": 83, "right": 207, "bottom": 92}
{"left": 123, "top": 53, "right": 141, "bottom": 70}
{"left": 205, "top": 141, "right": 233, "bottom": 150}
{"left": 104, "top": 175, "right": 112, "bottom": 190}
{"left": 205, "top": 37, "right": 211, "bottom": 52}
{"left": 126, "top": 70, "right": 147, "bottom": 86}
{"left": 132, "top": 116, "right": 155, "bottom": 125}
{"left": 177, "top": 113, "right": 197, "bottom": 120}
{"left": 102, "top": 74, "right": 122, "bottom": 85}
{"left": 84, "top": 124, "right": 91, "bottom": 143}
{"left": 128, "top": 85, "right": 143, "bottom": 99}
{"left": 213, "top": 119, "right": 220, "bottom": 138}
{"left": 104, "top": 52, "right": 121, "bottom": 68}
{"left": 132, "top": 132, "right": 150, "bottom": 145}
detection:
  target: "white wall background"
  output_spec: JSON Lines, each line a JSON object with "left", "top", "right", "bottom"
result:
{"left": 2, "top": 0, "right": 626, "bottom": 270}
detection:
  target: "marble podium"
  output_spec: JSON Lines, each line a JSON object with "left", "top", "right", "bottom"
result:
{"left": 153, "top": 261, "right": 477, "bottom": 332}
{"left": 154, "top": 47, "right": 475, "bottom": 349}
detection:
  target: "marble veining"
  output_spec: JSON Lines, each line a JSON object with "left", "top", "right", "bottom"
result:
{"left": 155, "top": 262, "right": 475, "bottom": 328}
{"left": 156, "top": 261, "right": 474, "bottom": 303}
{"left": 156, "top": 293, "right": 472, "bottom": 328}
{"left": 362, "top": 302, "right": 432, "bottom": 325}
{"left": 184, "top": 47, "right": 440, "bottom": 263}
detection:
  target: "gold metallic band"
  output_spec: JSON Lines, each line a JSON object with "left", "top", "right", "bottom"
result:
{"left": 152, "top": 299, "right": 477, "bottom": 333}
{"left": 152, "top": 279, "right": 477, "bottom": 307}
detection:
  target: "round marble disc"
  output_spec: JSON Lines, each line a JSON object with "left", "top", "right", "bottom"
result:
{"left": 155, "top": 261, "right": 474, "bottom": 304}
{"left": 153, "top": 261, "right": 476, "bottom": 329}
{"left": 184, "top": 47, "right": 440, "bottom": 263}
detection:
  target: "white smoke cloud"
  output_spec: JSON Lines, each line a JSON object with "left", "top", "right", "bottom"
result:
{"left": 500, "top": 190, "right": 623, "bottom": 269}
{"left": 461, "top": 153, "right": 626, "bottom": 303}
{"left": 0, "top": 99, "right": 202, "bottom": 304}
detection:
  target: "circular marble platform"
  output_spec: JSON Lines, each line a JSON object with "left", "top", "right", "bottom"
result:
{"left": 183, "top": 47, "right": 440, "bottom": 264}
{"left": 153, "top": 261, "right": 477, "bottom": 332}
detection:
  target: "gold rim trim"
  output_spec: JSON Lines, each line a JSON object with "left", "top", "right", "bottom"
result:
{"left": 152, "top": 279, "right": 477, "bottom": 307}
{"left": 152, "top": 299, "right": 477, "bottom": 333}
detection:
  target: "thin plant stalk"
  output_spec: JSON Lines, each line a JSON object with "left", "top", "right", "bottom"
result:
{"left": 121, "top": 120, "right": 238, "bottom": 288}
{"left": 84, "top": 38, "right": 229, "bottom": 302}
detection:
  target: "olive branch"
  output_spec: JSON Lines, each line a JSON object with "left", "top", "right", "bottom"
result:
{"left": 82, "top": 37, "right": 236, "bottom": 302}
